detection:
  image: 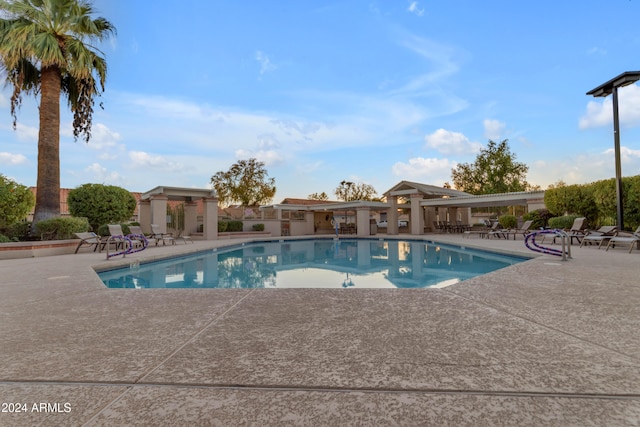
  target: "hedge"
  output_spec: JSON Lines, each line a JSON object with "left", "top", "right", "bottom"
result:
{"left": 35, "top": 217, "right": 90, "bottom": 240}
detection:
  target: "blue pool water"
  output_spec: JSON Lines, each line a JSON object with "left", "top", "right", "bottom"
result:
{"left": 98, "top": 239, "right": 526, "bottom": 289}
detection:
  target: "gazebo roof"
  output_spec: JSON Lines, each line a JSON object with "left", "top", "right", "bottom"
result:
{"left": 383, "top": 180, "right": 470, "bottom": 198}
{"left": 141, "top": 186, "right": 216, "bottom": 201}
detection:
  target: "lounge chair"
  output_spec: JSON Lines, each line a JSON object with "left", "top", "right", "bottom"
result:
{"left": 107, "top": 224, "right": 134, "bottom": 251}
{"left": 605, "top": 225, "right": 640, "bottom": 253}
{"left": 129, "top": 225, "right": 157, "bottom": 246}
{"left": 579, "top": 225, "right": 618, "bottom": 249}
{"left": 74, "top": 232, "right": 105, "bottom": 253}
{"left": 487, "top": 221, "right": 508, "bottom": 239}
{"left": 174, "top": 229, "right": 193, "bottom": 244}
{"left": 565, "top": 217, "right": 588, "bottom": 244}
{"left": 505, "top": 220, "right": 534, "bottom": 240}
{"left": 150, "top": 224, "right": 175, "bottom": 246}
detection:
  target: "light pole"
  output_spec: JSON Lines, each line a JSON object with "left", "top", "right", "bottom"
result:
{"left": 587, "top": 71, "right": 640, "bottom": 230}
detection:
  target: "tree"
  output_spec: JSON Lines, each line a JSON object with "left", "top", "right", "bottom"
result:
{"left": 334, "top": 180, "right": 377, "bottom": 201}
{"left": 308, "top": 192, "right": 329, "bottom": 201}
{"left": 67, "top": 184, "right": 136, "bottom": 231}
{"left": 0, "top": 0, "right": 116, "bottom": 231}
{"left": 451, "top": 139, "right": 532, "bottom": 195}
{"left": 211, "top": 158, "right": 276, "bottom": 206}
{"left": 0, "top": 174, "right": 34, "bottom": 227}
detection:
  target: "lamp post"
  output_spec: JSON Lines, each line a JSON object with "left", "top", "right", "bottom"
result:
{"left": 587, "top": 71, "right": 640, "bottom": 230}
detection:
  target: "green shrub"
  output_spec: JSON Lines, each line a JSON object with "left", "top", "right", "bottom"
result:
{"left": 0, "top": 174, "right": 34, "bottom": 227}
{"left": 218, "top": 221, "right": 228, "bottom": 232}
{"left": 252, "top": 223, "right": 265, "bottom": 231}
{"left": 1, "top": 221, "right": 31, "bottom": 241}
{"left": 227, "top": 220, "right": 243, "bottom": 232}
{"left": 0, "top": 234, "right": 13, "bottom": 243}
{"left": 498, "top": 214, "right": 517, "bottom": 229}
{"left": 523, "top": 209, "right": 552, "bottom": 230}
{"left": 548, "top": 215, "right": 581, "bottom": 230}
{"left": 96, "top": 223, "right": 131, "bottom": 237}
{"left": 67, "top": 184, "right": 137, "bottom": 231}
{"left": 35, "top": 217, "right": 90, "bottom": 240}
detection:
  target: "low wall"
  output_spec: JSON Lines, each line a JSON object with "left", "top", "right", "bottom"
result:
{"left": 217, "top": 231, "right": 272, "bottom": 240}
{"left": 0, "top": 239, "right": 79, "bottom": 260}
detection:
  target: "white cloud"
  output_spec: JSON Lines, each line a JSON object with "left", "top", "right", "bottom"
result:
{"left": 14, "top": 122, "right": 38, "bottom": 141}
{"left": 391, "top": 157, "right": 457, "bottom": 185}
{"left": 527, "top": 145, "right": 640, "bottom": 188}
{"left": 128, "top": 151, "right": 185, "bottom": 172}
{"left": 255, "top": 50, "right": 277, "bottom": 76}
{"left": 483, "top": 119, "right": 506, "bottom": 140}
{"left": 424, "top": 128, "right": 482, "bottom": 155}
{"left": 84, "top": 163, "right": 123, "bottom": 184}
{"left": 0, "top": 152, "right": 27, "bottom": 165}
{"left": 579, "top": 83, "right": 640, "bottom": 129}
{"left": 407, "top": 1, "right": 424, "bottom": 16}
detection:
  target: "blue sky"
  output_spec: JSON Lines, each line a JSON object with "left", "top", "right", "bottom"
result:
{"left": 2, "top": 0, "right": 640, "bottom": 203}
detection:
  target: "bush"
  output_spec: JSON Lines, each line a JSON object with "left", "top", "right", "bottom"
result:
{"left": 227, "top": 220, "right": 243, "bottom": 232}
{"left": 96, "top": 223, "right": 131, "bottom": 237}
{"left": 548, "top": 215, "right": 581, "bottom": 230}
{"left": 523, "top": 209, "right": 552, "bottom": 230}
{"left": 0, "top": 234, "right": 13, "bottom": 243}
{"left": 1, "top": 221, "right": 31, "bottom": 241}
{"left": 218, "top": 221, "right": 228, "bottom": 232}
{"left": 67, "top": 184, "right": 137, "bottom": 231}
{"left": 0, "top": 174, "right": 34, "bottom": 227}
{"left": 35, "top": 217, "right": 90, "bottom": 240}
{"left": 498, "top": 214, "right": 517, "bottom": 229}
{"left": 252, "top": 223, "right": 265, "bottom": 231}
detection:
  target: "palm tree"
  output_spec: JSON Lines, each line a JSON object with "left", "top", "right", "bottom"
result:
{"left": 0, "top": 0, "right": 115, "bottom": 231}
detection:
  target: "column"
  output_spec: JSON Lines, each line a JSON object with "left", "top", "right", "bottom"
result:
{"left": 203, "top": 197, "right": 219, "bottom": 240}
{"left": 387, "top": 196, "right": 399, "bottom": 235}
{"left": 149, "top": 195, "right": 168, "bottom": 234}
{"left": 356, "top": 206, "right": 371, "bottom": 237}
{"left": 184, "top": 201, "right": 198, "bottom": 236}
{"left": 410, "top": 193, "right": 424, "bottom": 235}
{"left": 138, "top": 200, "right": 151, "bottom": 234}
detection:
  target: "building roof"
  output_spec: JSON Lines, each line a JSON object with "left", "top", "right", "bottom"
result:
{"left": 383, "top": 180, "right": 470, "bottom": 198}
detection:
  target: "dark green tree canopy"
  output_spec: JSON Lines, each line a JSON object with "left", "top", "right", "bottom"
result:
{"left": 334, "top": 180, "right": 377, "bottom": 201}
{"left": 67, "top": 184, "right": 136, "bottom": 230}
{"left": 0, "top": 174, "right": 34, "bottom": 227}
{"left": 451, "top": 139, "right": 533, "bottom": 195}
{"left": 211, "top": 158, "right": 276, "bottom": 206}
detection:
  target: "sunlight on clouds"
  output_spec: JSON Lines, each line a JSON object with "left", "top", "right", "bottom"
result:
{"left": 129, "top": 151, "right": 185, "bottom": 172}
{"left": 235, "top": 148, "right": 284, "bottom": 166}
{"left": 0, "top": 152, "right": 27, "bottom": 165}
{"left": 392, "top": 157, "right": 457, "bottom": 185}
{"left": 579, "top": 84, "right": 640, "bottom": 129}
{"left": 425, "top": 128, "right": 482, "bottom": 155}
{"left": 84, "top": 163, "right": 123, "bottom": 184}
{"left": 483, "top": 119, "right": 505, "bottom": 140}
{"left": 14, "top": 122, "right": 38, "bottom": 142}
{"left": 407, "top": 1, "right": 424, "bottom": 16}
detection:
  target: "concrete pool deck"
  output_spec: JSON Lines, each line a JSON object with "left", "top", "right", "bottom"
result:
{"left": 1, "top": 234, "right": 639, "bottom": 426}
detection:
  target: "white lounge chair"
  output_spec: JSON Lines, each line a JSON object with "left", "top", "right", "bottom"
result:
{"left": 579, "top": 225, "right": 618, "bottom": 249}
{"left": 150, "top": 224, "right": 175, "bottom": 246}
{"left": 605, "top": 225, "right": 640, "bottom": 253}
{"left": 74, "top": 232, "right": 105, "bottom": 253}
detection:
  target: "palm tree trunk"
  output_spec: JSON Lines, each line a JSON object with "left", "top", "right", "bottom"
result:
{"left": 32, "top": 65, "right": 62, "bottom": 233}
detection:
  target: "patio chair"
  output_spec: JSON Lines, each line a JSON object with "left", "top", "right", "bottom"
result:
{"left": 579, "top": 225, "right": 618, "bottom": 249}
{"left": 129, "top": 225, "right": 157, "bottom": 246}
{"left": 487, "top": 221, "right": 508, "bottom": 239}
{"left": 150, "top": 224, "right": 175, "bottom": 246}
{"left": 74, "top": 232, "right": 105, "bottom": 253}
{"left": 174, "top": 229, "right": 194, "bottom": 244}
{"left": 565, "top": 217, "right": 588, "bottom": 244}
{"left": 605, "top": 225, "right": 640, "bottom": 253}
{"left": 107, "top": 224, "right": 134, "bottom": 251}
{"left": 505, "top": 220, "right": 534, "bottom": 240}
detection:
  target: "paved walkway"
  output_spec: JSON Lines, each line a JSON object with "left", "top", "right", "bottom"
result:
{"left": 1, "top": 234, "right": 639, "bottom": 426}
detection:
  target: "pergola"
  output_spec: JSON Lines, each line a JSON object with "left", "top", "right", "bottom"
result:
{"left": 138, "top": 186, "right": 218, "bottom": 240}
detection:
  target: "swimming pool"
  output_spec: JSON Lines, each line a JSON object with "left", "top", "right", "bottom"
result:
{"left": 98, "top": 238, "right": 526, "bottom": 289}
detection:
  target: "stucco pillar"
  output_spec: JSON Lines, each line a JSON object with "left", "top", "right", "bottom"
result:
{"left": 138, "top": 200, "right": 151, "bottom": 234}
{"left": 356, "top": 206, "right": 370, "bottom": 237}
{"left": 387, "top": 196, "right": 399, "bottom": 235}
{"left": 424, "top": 207, "right": 436, "bottom": 232}
{"left": 305, "top": 211, "right": 315, "bottom": 235}
{"left": 203, "top": 197, "right": 219, "bottom": 240}
{"left": 149, "top": 195, "right": 168, "bottom": 234}
{"left": 184, "top": 201, "right": 198, "bottom": 236}
{"left": 410, "top": 193, "right": 424, "bottom": 235}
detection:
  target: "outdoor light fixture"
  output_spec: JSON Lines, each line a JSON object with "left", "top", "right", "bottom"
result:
{"left": 587, "top": 71, "right": 640, "bottom": 230}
